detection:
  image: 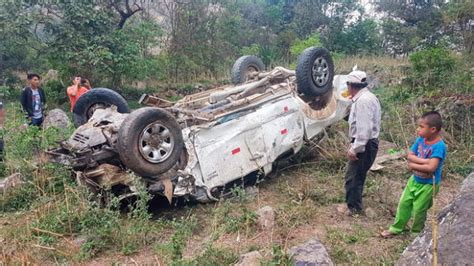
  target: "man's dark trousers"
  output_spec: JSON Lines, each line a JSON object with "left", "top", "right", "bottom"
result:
{"left": 345, "top": 139, "right": 379, "bottom": 212}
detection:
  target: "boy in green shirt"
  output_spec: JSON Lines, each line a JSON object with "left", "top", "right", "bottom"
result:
{"left": 381, "top": 111, "right": 447, "bottom": 237}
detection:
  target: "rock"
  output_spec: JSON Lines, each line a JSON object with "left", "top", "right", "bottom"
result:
{"left": 397, "top": 172, "right": 474, "bottom": 265}
{"left": 235, "top": 251, "right": 262, "bottom": 266}
{"left": 289, "top": 238, "right": 334, "bottom": 266}
{"left": 365, "top": 207, "right": 376, "bottom": 218}
{"left": 256, "top": 206, "right": 275, "bottom": 230}
{"left": 0, "top": 173, "right": 23, "bottom": 194}
{"left": 244, "top": 186, "right": 259, "bottom": 200}
{"left": 335, "top": 203, "right": 348, "bottom": 214}
{"left": 43, "top": 108, "right": 71, "bottom": 129}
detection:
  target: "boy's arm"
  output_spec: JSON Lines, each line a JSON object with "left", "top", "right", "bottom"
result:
{"left": 407, "top": 151, "right": 430, "bottom": 164}
{"left": 408, "top": 158, "right": 440, "bottom": 177}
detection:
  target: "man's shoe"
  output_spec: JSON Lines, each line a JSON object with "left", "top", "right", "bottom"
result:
{"left": 347, "top": 208, "right": 365, "bottom": 217}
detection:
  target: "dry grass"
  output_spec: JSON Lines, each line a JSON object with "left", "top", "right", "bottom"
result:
{"left": 334, "top": 55, "right": 410, "bottom": 88}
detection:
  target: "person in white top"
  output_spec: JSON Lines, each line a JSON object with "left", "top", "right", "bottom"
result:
{"left": 344, "top": 70, "right": 381, "bottom": 216}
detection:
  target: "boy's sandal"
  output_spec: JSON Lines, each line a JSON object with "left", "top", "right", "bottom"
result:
{"left": 380, "top": 230, "right": 397, "bottom": 238}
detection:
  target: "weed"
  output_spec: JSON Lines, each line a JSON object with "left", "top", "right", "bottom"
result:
{"left": 330, "top": 246, "right": 359, "bottom": 264}
{"left": 264, "top": 244, "right": 293, "bottom": 266}
{"left": 276, "top": 200, "right": 317, "bottom": 229}
{"left": 326, "top": 225, "right": 370, "bottom": 245}
{"left": 154, "top": 215, "right": 198, "bottom": 262}
{"left": 181, "top": 246, "right": 238, "bottom": 266}
{"left": 208, "top": 200, "right": 257, "bottom": 241}
{"left": 224, "top": 207, "right": 257, "bottom": 233}
{"left": 1, "top": 181, "right": 38, "bottom": 212}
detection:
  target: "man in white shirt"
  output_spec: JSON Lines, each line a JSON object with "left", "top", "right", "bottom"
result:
{"left": 344, "top": 70, "right": 381, "bottom": 216}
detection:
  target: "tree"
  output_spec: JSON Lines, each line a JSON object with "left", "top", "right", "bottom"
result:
{"left": 106, "top": 0, "right": 145, "bottom": 29}
{"left": 323, "top": 18, "right": 382, "bottom": 55}
{"left": 0, "top": 1, "right": 48, "bottom": 81}
{"left": 442, "top": 2, "right": 474, "bottom": 53}
{"left": 376, "top": 0, "right": 445, "bottom": 55}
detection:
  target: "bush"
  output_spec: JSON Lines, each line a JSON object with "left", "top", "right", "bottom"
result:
{"left": 290, "top": 33, "right": 322, "bottom": 60}
{"left": 0, "top": 85, "right": 21, "bottom": 101}
{"left": 409, "top": 47, "right": 456, "bottom": 89}
{"left": 43, "top": 80, "right": 67, "bottom": 107}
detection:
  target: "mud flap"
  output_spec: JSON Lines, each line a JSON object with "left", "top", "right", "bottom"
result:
{"left": 162, "top": 177, "right": 173, "bottom": 204}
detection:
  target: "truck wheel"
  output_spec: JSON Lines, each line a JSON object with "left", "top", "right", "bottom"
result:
{"left": 231, "top": 55, "right": 265, "bottom": 85}
{"left": 296, "top": 47, "right": 334, "bottom": 97}
{"left": 73, "top": 88, "right": 130, "bottom": 127}
{"left": 117, "top": 107, "right": 184, "bottom": 178}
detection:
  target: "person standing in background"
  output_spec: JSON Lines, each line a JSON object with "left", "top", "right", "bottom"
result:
{"left": 20, "top": 73, "right": 46, "bottom": 127}
{"left": 67, "top": 75, "right": 89, "bottom": 112}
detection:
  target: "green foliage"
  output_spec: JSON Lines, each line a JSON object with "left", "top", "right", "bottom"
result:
{"left": 326, "top": 225, "right": 370, "bottom": 245}
{"left": 290, "top": 33, "right": 322, "bottom": 59}
{"left": 229, "top": 185, "right": 249, "bottom": 202}
{"left": 0, "top": 119, "right": 75, "bottom": 212}
{"left": 376, "top": 0, "right": 445, "bottom": 54}
{"left": 442, "top": 2, "right": 474, "bottom": 53}
{"left": 154, "top": 215, "right": 198, "bottom": 262}
{"left": 0, "top": 0, "right": 471, "bottom": 88}
{"left": 266, "top": 244, "right": 293, "bottom": 265}
{"left": 241, "top": 44, "right": 262, "bottom": 58}
{"left": 1, "top": 181, "right": 38, "bottom": 212}
{"left": 210, "top": 200, "right": 257, "bottom": 236}
{"left": 182, "top": 246, "right": 238, "bottom": 265}
{"left": 0, "top": 86, "right": 20, "bottom": 101}
{"left": 43, "top": 80, "right": 67, "bottom": 107}
{"left": 409, "top": 47, "right": 456, "bottom": 89}
{"left": 323, "top": 19, "right": 382, "bottom": 55}
{"left": 325, "top": 225, "right": 372, "bottom": 264}
{"left": 78, "top": 198, "right": 121, "bottom": 258}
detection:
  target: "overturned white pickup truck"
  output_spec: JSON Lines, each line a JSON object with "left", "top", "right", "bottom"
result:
{"left": 47, "top": 47, "right": 352, "bottom": 202}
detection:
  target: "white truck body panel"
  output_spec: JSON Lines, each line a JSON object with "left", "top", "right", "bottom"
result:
{"left": 176, "top": 75, "right": 351, "bottom": 194}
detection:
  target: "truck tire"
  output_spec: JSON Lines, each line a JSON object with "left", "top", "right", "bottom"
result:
{"left": 231, "top": 55, "right": 265, "bottom": 85}
{"left": 296, "top": 47, "right": 334, "bottom": 97}
{"left": 73, "top": 88, "right": 130, "bottom": 127}
{"left": 117, "top": 107, "right": 184, "bottom": 178}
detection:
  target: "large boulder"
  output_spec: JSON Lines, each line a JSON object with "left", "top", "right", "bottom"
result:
{"left": 43, "top": 108, "right": 71, "bottom": 129}
{"left": 397, "top": 172, "right": 474, "bottom": 265}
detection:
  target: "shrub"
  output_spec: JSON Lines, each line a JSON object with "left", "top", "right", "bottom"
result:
{"left": 290, "top": 33, "right": 322, "bottom": 60}
{"left": 43, "top": 80, "right": 67, "bottom": 108}
{"left": 409, "top": 47, "right": 456, "bottom": 89}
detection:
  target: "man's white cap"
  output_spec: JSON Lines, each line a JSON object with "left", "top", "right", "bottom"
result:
{"left": 347, "top": 70, "right": 367, "bottom": 84}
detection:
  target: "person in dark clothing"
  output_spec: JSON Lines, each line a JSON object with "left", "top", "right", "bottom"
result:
{"left": 344, "top": 70, "right": 381, "bottom": 216}
{"left": 20, "top": 73, "right": 46, "bottom": 127}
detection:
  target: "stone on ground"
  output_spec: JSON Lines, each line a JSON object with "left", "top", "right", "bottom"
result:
{"left": 235, "top": 251, "right": 262, "bottom": 266}
{"left": 289, "top": 238, "right": 334, "bottom": 266}
{"left": 256, "top": 206, "right": 275, "bottom": 230}
{"left": 0, "top": 173, "right": 23, "bottom": 194}
{"left": 43, "top": 108, "right": 71, "bottom": 129}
